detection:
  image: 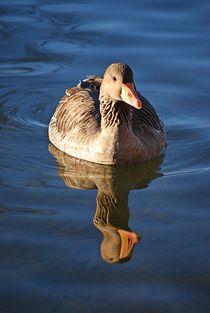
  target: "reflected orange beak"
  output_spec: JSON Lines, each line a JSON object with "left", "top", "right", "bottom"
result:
{"left": 121, "top": 83, "right": 142, "bottom": 109}
{"left": 118, "top": 229, "right": 140, "bottom": 260}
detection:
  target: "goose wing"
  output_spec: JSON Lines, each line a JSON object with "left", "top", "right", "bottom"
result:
{"left": 49, "top": 77, "right": 102, "bottom": 143}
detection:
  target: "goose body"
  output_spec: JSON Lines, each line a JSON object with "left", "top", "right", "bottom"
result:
{"left": 49, "top": 63, "right": 166, "bottom": 165}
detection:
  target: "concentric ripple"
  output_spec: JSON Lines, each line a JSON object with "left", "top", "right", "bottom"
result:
{"left": 0, "top": 62, "right": 61, "bottom": 77}
{"left": 0, "top": 100, "right": 52, "bottom": 137}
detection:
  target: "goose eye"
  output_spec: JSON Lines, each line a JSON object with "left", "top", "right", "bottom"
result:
{"left": 113, "top": 76, "right": 117, "bottom": 81}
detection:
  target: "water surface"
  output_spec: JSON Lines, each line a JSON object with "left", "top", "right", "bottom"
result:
{"left": 0, "top": 1, "right": 210, "bottom": 312}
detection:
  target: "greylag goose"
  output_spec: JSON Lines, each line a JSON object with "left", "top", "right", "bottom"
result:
{"left": 49, "top": 63, "right": 166, "bottom": 165}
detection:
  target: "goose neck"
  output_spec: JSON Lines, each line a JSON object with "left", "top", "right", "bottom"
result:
{"left": 99, "top": 96, "right": 131, "bottom": 129}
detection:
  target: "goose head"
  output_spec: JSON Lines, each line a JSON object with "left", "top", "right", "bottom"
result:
{"left": 99, "top": 63, "right": 142, "bottom": 109}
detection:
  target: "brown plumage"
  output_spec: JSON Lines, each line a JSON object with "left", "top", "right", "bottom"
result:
{"left": 49, "top": 63, "right": 166, "bottom": 165}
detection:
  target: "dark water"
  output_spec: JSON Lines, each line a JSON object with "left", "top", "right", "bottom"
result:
{"left": 1, "top": 0, "right": 210, "bottom": 312}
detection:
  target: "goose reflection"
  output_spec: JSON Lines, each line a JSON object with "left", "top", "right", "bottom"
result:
{"left": 49, "top": 144, "right": 164, "bottom": 264}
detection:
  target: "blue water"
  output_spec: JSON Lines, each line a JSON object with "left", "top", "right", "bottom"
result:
{"left": 1, "top": 1, "right": 210, "bottom": 312}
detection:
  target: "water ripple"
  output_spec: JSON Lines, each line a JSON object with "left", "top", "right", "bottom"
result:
{"left": 0, "top": 205, "right": 56, "bottom": 216}
{"left": 0, "top": 62, "right": 61, "bottom": 77}
{"left": 37, "top": 40, "right": 84, "bottom": 55}
{"left": 0, "top": 98, "right": 49, "bottom": 130}
{"left": 40, "top": 3, "right": 89, "bottom": 14}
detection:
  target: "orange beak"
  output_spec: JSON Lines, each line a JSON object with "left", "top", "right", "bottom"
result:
{"left": 121, "top": 82, "right": 142, "bottom": 109}
{"left": 118, "top": 229, "right": 140, "bottom": 260}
